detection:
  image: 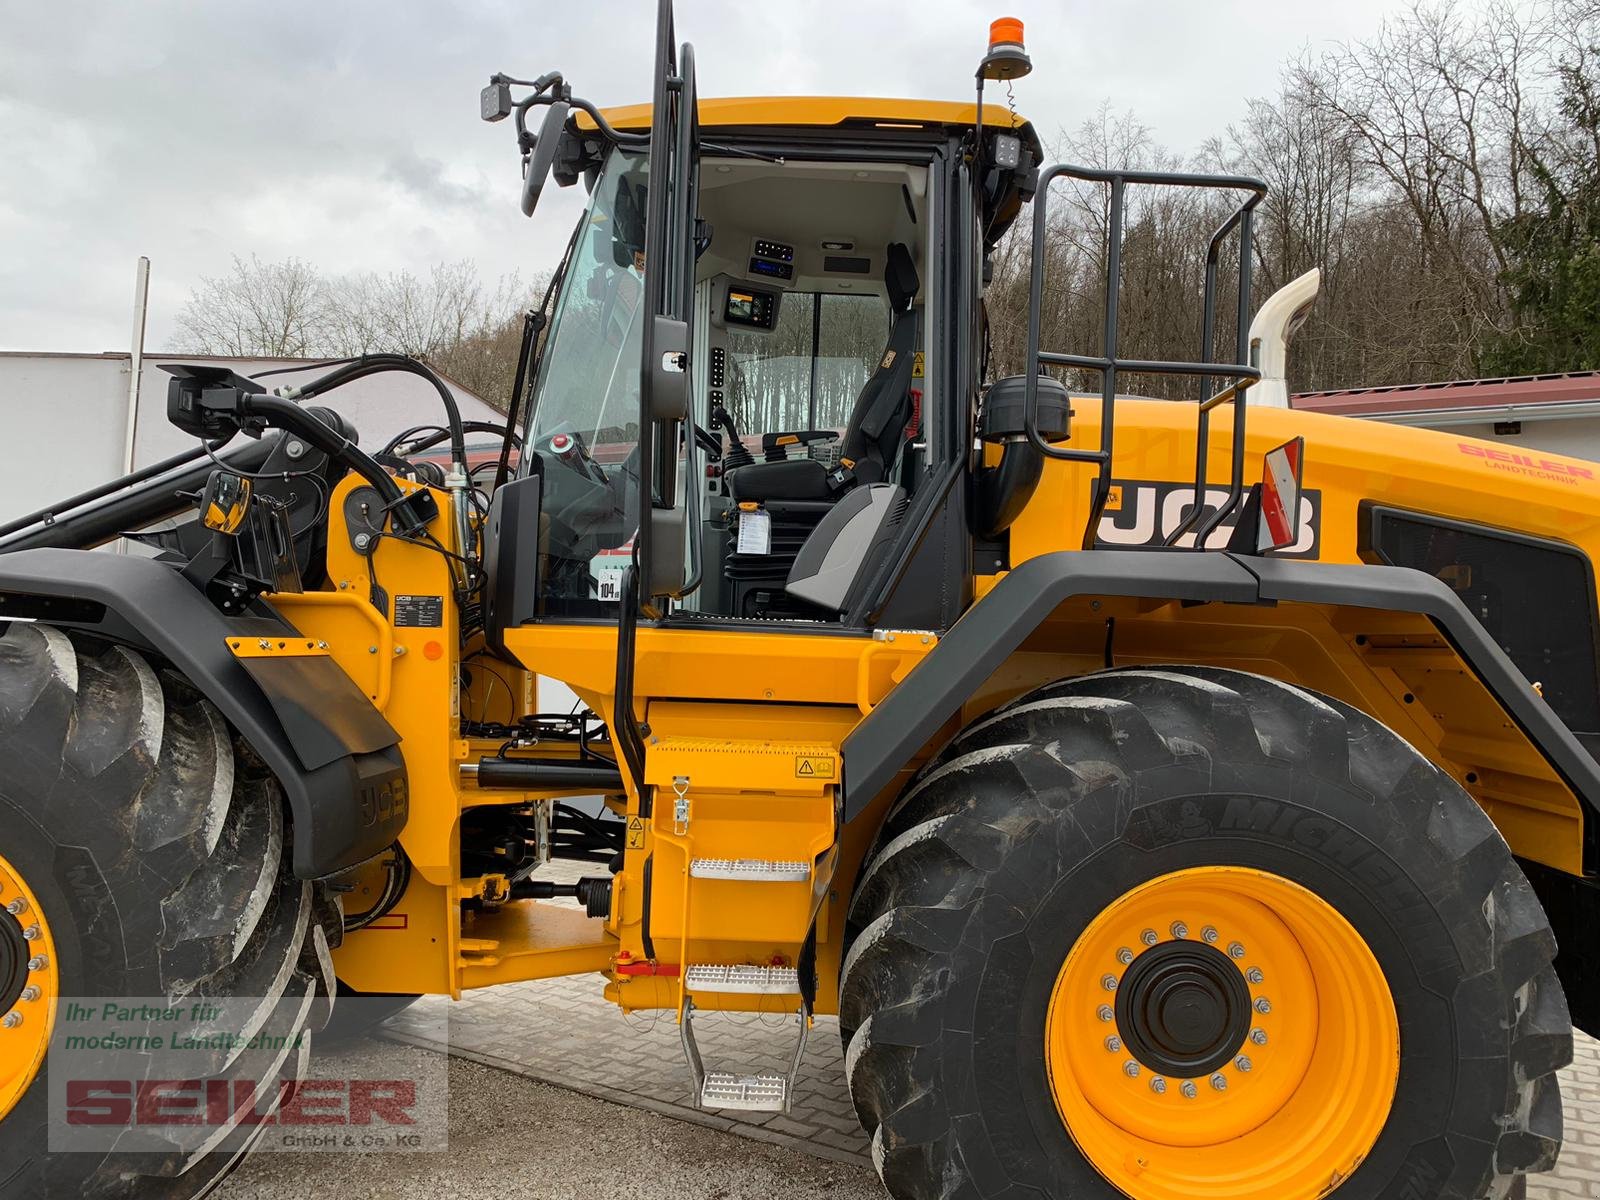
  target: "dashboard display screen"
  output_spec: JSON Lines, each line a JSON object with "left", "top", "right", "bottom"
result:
{"left": 724, "top": 287, "right": 776, "bottom": 330}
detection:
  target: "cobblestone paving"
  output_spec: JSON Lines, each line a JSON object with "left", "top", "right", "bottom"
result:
{"left": 381, "top": 860, "right": 1600, "bottom": 1193}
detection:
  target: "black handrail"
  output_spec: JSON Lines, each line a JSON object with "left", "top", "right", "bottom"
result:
{"left": 1022, "top": 163, "right": 1267, "bottom": 550}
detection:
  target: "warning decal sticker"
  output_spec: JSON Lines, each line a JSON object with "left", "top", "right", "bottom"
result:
{"left": 795, "top": 756, "right": 837, "bottom": 780}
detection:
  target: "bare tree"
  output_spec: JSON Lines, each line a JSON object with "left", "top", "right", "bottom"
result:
{"left": 173, "top": 254, "right": 331, "bottom": 357}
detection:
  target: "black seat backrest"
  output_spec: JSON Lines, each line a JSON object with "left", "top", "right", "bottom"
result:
{"left": 838, "top": 243, "right": 920, "bottom": 485}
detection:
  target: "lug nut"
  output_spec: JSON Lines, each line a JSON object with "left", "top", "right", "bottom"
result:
{"left": 1140, "top": 928, "right": 1158, "bottom": 946}
{"left": 19, "top": 986, "right": 39, "bottom": 1002}
{"left": 1101, "top": 974, "right": 1119, "bottom": 991}
{"left": 1210, "top": 1073, "right": 1227, "bottom": 1091}
{"left": 1254, "top": 997, "right": 1272, "bottom": 1014}
{"left": 1250, "top": 1028, "right": 1268, "bottom": 1046}
{"left": 1105, "top": 1035, "right": 1122, "bottom": 1052}
{"left": 5, "top": 898, "right": 27, "bottom": 916}
{"left": 1170, "top": 921, "right": 1188, "bottom": 939}
{"left": 1235, "top": 1055, "right": 1252, "bottom": 1072}
{"left": 1123, "top": 1060, "right": 1140, "bottom": 1078}
{"left": 21, "top": 925, "right": 40, "bottom": 942}
{"left": 1116, "top": 946, "right": 1134, "bottom": 965}
{"left": 1150, "top": 1076, "right": 1168, "bottom": 1094}
{"left": 26, "top": 955, "right": 46, "bottom": 972}
{"left": 1097, "top": 1005, "right": 1114, "bottom": 1022}
{"left": 1201, "top": 926, "right": 1219, "bottom": 944}
{"left": 1246, "top": 967, "right": 1264, "bottom": 984}
{"left": 1227, "top": 941, "right": 1246, "bottom": 959}
{"left": 2, "top": 1012, "right": 20, "bottom": 1029}
{"left": 1181, "top": 1080, "right": 1198, "bottom": 1098}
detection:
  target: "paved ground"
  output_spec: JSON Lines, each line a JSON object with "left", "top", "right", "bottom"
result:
{"left": 225, "top": 854, "right": 1600, "bottom": 1196}
{"left": 219, "top": 1046, "right": 883, "bottom": 1200}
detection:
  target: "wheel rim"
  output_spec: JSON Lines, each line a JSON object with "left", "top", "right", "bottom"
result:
{"left": 1045, "top": 865, "right": 1398, "bottom": 1200}
{"left": 0, "top": 849, "right": 59, "bottom": 1122}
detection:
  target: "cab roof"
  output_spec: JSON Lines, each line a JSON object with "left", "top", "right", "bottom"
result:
{"left": 581, "top": 95, "right": 1041, "bottom": 152}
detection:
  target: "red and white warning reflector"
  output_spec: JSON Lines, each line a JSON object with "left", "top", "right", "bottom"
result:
{"left": 1257, "top": 436, "right": 1305, "bottom": 553}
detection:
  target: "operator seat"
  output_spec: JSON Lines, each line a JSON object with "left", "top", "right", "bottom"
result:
{"left": 727, "top": 243, "right": 920, "bottom": 503}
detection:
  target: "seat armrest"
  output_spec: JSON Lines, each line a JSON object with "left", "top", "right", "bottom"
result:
{"left": 727, "top": 457, "right": 834, "bottom": 502}
{"left": 761, "top": 429, "right": 839, "bottom": 462}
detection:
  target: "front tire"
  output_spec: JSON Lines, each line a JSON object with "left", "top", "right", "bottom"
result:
{"left": 0, "top": 623, "right": 340, "bottom": 1200}
{"left": 841, "top": 666, "right": 1571, "bottom": 1200}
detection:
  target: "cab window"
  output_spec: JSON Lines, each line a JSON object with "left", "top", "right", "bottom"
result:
{"left": 724, "top": 293, "right": 889, "bottom": 435}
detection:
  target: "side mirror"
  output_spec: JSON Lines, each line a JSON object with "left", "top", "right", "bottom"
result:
{"left": 200, "top": 470, "right": 252, "bottom": 535}
{"left": 520, "top": 100, "right": 571, "bottom": 217}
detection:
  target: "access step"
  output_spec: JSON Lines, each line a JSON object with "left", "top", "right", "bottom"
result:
{"left": 701, "top": 1071, "right": 788, "bottom": 1112}
{"left": 680, "top": 997, "right": 810, "bottom": 1115}
{"left": 685, "top": 964, "right": 801, "bottom": 995}
{"left": 689, "top": 858, "right": 810, "bottom": 883}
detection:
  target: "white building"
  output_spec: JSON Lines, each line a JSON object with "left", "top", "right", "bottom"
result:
{"left": 0, "top": 351, "right": 507, "bottom": 524}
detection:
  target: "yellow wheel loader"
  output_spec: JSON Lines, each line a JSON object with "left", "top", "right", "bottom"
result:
{"left": 0, "top": 5, "right": 1587, "bottom": 1197}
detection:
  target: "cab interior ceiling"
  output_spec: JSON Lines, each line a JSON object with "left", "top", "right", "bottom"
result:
{"left": 694, "top": 158, "right": 927, "bottom": 294}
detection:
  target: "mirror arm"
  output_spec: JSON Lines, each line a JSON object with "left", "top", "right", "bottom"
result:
{"left": 512, "top": 93, "right": 647, "bottom": 149}
{"left": 567, "top": 98, "right": 650, "bottom": 147}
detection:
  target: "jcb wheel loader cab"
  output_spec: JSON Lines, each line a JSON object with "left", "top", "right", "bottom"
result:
{"left": 0, "top": 623, "right": 340, "bottom": 1198}
{"left": 843, "top": 668, "right": 1566, "bottom": 1199}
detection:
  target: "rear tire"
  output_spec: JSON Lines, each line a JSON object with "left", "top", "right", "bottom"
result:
{"left": 0, "top": 623, "right": 341, "bottom": 1200}
{"left": 841, "top": 666, "right": 1571, "bottom": 1200}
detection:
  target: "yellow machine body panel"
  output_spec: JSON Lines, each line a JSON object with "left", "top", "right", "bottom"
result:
{"left": 299, "top": 400, "right": 1600, "bottom": 1004}
{"left": 1008, "top": 397, "right": 1600, "bottom": 568}
{"left": 987, "top": 398, "right": 1600, "bottom": 876}
{"left": 580, "top": 94, "right": 1038, "bottom": 135}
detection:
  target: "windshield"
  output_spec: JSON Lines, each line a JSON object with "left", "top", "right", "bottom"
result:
{"left": 529, "top": 150, "right": 648, "bottom": 449}
{"left": 522, "top": 149, "right": 650, "bottom": 615}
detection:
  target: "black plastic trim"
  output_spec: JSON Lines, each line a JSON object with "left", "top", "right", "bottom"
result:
{"left": 842, "top": 550, "right": 1258, "bottom": 815}
{"left": 0, "top": 548, "right": 407, "bottom": 877}
{"left": 1242, "top": 554, "right": 1600, "bottom": 866}
{"left": 1358, "top": 500, "right": 1600, "bottom": 735}
{"left": 842, "top": 550, "right": 1600, "bottom": 874}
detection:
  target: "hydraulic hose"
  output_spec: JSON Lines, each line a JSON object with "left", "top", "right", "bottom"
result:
{"left": 285, "top": 355, "right": 477, "bottom": 577}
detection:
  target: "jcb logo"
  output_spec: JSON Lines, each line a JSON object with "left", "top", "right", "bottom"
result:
{"left": 359, "top": 778, "right": 408, "bottom": 828}
{"left": 1095, "top": 479, "right": 1320, "bottom": 557}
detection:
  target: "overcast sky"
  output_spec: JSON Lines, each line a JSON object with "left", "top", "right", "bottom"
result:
{"left": 0, "top": 0, "right": 1401, "bottom": 353}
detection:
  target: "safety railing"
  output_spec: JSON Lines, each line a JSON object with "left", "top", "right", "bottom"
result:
{"left": 1022, "top": 164, "right": 1268, "bottom": 550}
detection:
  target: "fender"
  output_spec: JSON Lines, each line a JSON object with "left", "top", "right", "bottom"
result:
{"left": 0, "top": 548, "right": 405, "bottom": 878}
{"left": 842, "top": 548, "right": 1600, "bottom": 869}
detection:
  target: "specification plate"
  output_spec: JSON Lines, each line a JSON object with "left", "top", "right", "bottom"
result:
{"left": 394, "top": 595, "right": 444, "bottom": 628}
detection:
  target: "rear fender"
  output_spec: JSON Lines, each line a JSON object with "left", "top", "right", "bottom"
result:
{"left": 843, "top": 549, "right": 1600, "bottom": 876}
{"left": 0, "top": 548, "right": 405, "bottom": 877}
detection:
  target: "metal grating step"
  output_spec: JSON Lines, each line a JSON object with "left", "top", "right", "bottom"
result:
{"left": 690, "top": 858, "right": 810, "bottom": 883}
{"left": 701, "top": 1071, "right": 787, "bottom": 1112}
{"left": 685, "top": 964, "right": 801, "bottom": 995}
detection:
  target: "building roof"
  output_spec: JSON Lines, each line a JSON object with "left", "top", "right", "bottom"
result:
{"left": 1293, "top": 371, "right": 1600, "bottom": 421}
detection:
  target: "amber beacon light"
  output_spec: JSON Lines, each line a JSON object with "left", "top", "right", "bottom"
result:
{"left": 980, "top": 16, "right": 1032, "bottom": 80}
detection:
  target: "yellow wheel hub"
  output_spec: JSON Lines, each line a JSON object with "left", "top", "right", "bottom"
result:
{"left": 1045, "top": 866, "right": 1398, "bottom": 1200}
{"left": 0, "top": 849, "right": 58, "bottom": 1122}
